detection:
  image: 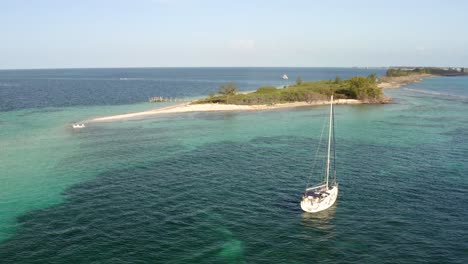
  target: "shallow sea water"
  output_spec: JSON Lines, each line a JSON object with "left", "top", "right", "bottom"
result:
{"left": 0, "top": 69, "right": 467, "bottom": 263}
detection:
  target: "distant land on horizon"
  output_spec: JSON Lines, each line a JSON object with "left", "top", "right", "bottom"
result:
{"left": 1, "top": 65, "right": 468, "bottom": 71}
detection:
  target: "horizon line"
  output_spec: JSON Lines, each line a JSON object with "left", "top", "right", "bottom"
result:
{"left": 2, "top": 65, "right": 466, "bottom": 71}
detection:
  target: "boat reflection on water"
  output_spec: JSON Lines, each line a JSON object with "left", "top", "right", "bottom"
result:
{"left": 300, "top": 203, "right": 337, "bottom": 232}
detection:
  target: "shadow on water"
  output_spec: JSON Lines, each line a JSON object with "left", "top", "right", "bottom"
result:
{"left": 1, "top": 129, "right": 467, "bottom": 263}
{"left": 191, "top": 111, "right": 241, "bottom": 121}
{"left": 300, "top": 204, "right": 337, "bottom": 232}
{"left": 179, "top": 211, "right": 245, "bottom": 263}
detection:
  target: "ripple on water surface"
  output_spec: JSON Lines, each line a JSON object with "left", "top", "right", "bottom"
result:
{"left": 0, "top": 134, "right": 467, "bottom": 263}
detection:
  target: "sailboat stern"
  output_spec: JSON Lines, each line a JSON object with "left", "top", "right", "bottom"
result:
{"left": 300, "top": 185, "right": 338, "bottom": 213}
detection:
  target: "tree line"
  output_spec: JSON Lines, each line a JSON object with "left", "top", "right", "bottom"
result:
{"left": 194, "top": 74, "right": 385, "bottom": 105}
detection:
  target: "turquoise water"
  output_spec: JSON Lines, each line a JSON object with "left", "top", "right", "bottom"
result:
{"left": 0, "top": 70, "right": 467, "bottom": 263}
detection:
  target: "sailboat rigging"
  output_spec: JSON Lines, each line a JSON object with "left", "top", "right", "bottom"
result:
{"left": 301, "top": 95, "right": 338, "bottom": 213}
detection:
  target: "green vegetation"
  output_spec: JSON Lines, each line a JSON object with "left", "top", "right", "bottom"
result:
{"left": 194, "top": 75, "right": 384, "bottom": 105}
{"left": 217, "top": 82, "right": 239, "bottom": 104}
{"left": 386, "top": 68, "right": 430, "bottom": 77}
{"left": 386, "top": 67, "right": 465, "bottom": 77}
{"left": 296, "top": 76, "right": 303, "bottom": 86}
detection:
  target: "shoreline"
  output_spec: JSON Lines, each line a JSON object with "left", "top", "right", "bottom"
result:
{"left": 88, "top": 99, "right": 361, "bottom": 122}
{"left": 378, "top": 73, "right": 434, "bottom": 89}
{"left": 86, "top": 74, "right": 432, "bottom": 123}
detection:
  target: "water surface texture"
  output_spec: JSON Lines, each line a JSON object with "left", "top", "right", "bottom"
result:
{"left": 0, "top": 69, "right": 466, "bottom": 263}
{"left": 0, "top": 67, "right": 384, "bottom": 111}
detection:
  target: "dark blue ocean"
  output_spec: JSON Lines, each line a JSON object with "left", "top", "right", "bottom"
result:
{"left": 0, "top": 68, "right": 467, "bottom": 263}
{"left": 0, "top": 67, "right": 385, "bottom": 111}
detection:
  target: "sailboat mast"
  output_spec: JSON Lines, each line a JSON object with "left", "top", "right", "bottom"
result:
{"left": 325, "top": 95, "right": 333, "bottom": 189}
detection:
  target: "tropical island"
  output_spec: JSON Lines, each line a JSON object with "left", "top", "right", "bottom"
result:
{"left": 377, "top": 66, "right": 467, "bottom": 89}
{"left": 193, "top": 74, "right": 385, "bottom": 105}
{"left": 88, "top": 67, "right": 463, "bottom": 122}
{"left": 189, "top": 66, "right": 468, "bottom": 106}
{"left": 89, "top": 75, "right": 386, "bottom": 122}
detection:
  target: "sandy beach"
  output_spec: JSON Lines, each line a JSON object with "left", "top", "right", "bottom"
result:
{"left": 378, "top": 74, "right": 433, "bottom": 89}
{"left": 89, "top": 99, "right": 361, "bottom": 122}
{"left": 86, "top": 74, "right": 433, "bottom": 123}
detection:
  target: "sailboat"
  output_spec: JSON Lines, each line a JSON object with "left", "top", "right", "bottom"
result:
{"left": 301, "top": 95, "right": 338, "bottom": 213}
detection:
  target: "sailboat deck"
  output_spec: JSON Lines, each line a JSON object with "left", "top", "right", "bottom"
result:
{"left": 305, "top": 184, "right": 327, "bottom": 192}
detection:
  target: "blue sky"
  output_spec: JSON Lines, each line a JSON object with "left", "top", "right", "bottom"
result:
{"left": 1, "top": 0, "right": 468, "bottom": 69}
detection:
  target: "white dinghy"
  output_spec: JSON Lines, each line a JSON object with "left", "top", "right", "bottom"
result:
{"left": 301, "top": 95, "right": 338, "bottom": 213}
{"left": 72, "top": 123, "right": 85, "bottom": 129}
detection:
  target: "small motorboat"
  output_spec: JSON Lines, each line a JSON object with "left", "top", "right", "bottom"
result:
{"left": 282, "top": 74, "right": 289, "bottom": 80}
{"left": 72, "top": 123, "right": 85, "bottom": 129}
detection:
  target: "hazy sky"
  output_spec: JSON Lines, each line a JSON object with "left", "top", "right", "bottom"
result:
{"left": 1, "top": 0, "right": 468, "bottom": 69}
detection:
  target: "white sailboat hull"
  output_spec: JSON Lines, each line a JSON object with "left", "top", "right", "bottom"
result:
{"left": 300, "top": 186, "right": 338, "bottom": 213}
